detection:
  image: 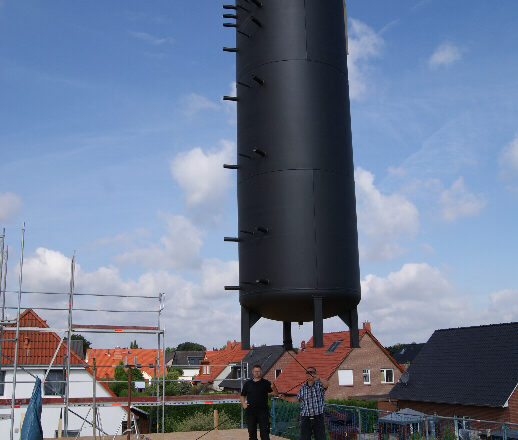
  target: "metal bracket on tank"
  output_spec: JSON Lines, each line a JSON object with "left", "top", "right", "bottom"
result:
{"left": 338, "top": 307, "right": 360, "bottom": 348}
{"left": 252, "top": 148, "right": 266, "bottom": 157}
{"left": 241, "top": 306, "right": 261, "bottom": 350}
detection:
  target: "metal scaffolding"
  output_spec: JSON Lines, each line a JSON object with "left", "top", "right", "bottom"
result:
{"left": 0, "top": 226, "right": 167, "bottom": 439}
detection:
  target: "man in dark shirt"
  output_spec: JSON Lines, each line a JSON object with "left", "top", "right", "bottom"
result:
{"left": 241, "top": 364, "right": 279, "bottom": 440}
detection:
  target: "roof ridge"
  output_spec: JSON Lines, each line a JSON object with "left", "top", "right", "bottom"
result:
{"left": 435, "top": 321, "right": 518, "bottom": 332}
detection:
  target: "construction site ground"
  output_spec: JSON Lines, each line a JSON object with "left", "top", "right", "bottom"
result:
{"left": 51, "top": 429, "right": 287, "bottom": 440}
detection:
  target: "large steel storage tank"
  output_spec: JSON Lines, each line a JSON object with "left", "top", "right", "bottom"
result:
{"left": 223, "top": 0, "right": 361, "bottom": 349}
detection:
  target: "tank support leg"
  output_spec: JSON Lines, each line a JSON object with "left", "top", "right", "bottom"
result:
{"left": 241, "top": 306, "right": 261, "bottom": 350}
{"left": 283, "top": 321, "right": 293, "bottom": 350}
{"left": 312, "top": 297, "right": 324, "bottom": 348}
{"left": 338, "top": 307, "right": 359, "bottom": 348}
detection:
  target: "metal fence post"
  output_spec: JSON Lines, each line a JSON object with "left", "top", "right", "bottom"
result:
{"left": 454, "top": 417, "right": 459, "bottom": 440}
{"left": 357, "top": 407, "right": 362, "bottom": 440}
{"left": 241, "top": 360, "right": 244, "bottom": 429}
{"left": 425, "top": 417, "right": 429, "bottom": 440}
{"left": 502, "top": 424, "right": 507, "bottom": 440}
{"left": 271, "top": 397, "right": 276, "bottom": 433}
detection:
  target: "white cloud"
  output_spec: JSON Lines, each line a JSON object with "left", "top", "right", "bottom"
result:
{"left": 499, "top": 134, "right": 518, "bottom": 179}
{"left": 355, "top": 167, "right": 419, "bottom": 261}
{"left": 486, "top": 289, "right": 518, "bottom": 323}
{"left": 180, "top": 93, "right": 219, "bottom": 118}
{"left": 358, "top": 263, "right": 461, "bottom": 343}
{"left": 439, "top": 177, "right": 486, "bottom": 221}
{"left": 347, "top": 19, "right": 384, "bottom": 100}
{"left": 428, "top": 42, "right": 462, "bottom": 68}
{"left": 170, "top": 140, "right": 235, "bottom": 223}
{"left": 0, "top": 192, "right": 23, "bottom": 222}
{"left": 115, "top": 214, "right": 204, "bottom": 269}
{"left": 200, "top": 258, "right": 239, "bottom": 299}
{"left": 12, "top": 246, "right": 241, "bottom": 349}
{"left": 129, "top": 31, "right": 174, "bottom": 45}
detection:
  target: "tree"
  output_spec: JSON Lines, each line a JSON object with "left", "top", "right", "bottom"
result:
{"left": 385, "top": 343, "right": 405, "bottom": 356}
{"left": 109, "top": 361, "right": 145, "bottom": 397}
{"left": 175, "top": 342, "right": 206, "bottom": 352}
{"left": 130, "top": 340, "right": 139, "bottom": 349}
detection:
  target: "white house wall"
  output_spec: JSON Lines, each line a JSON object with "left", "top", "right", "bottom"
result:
{"left": 0, "top": 367, "right": 127, "bottom": 438}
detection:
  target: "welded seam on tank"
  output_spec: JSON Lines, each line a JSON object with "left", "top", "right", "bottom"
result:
{"left": 312, "top": 170, "right": 319, "bottom": 288}
{"left": 238, "top": 58, "right": 348, "bottom": 78}
{"left": 236, "top": 168, "right": 355, "bottom": 185}
{"left": 304, "top": 0, "right": 308, "bottom": 59}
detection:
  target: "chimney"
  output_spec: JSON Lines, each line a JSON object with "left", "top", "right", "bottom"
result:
{"left": 301, "top": 341, "right": 306, "bottom": 351}
{"left": 363, "top": 321, "right": 372, "bottom": 332}
{"left": 227, "top": 341, "right": 231, "bottom": 350}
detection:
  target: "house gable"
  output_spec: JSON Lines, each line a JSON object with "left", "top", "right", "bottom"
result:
{"left": 326, "top": 331, "right": 403, "bottom": 399}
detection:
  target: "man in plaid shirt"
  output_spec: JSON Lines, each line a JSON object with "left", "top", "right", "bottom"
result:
{"left": 281, "top": 366, "right": 329, "bottom": 440}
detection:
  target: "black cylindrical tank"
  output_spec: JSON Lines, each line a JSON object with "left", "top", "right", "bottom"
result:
{"left": 230, "top": 0, "right": 360, "bottom": 330}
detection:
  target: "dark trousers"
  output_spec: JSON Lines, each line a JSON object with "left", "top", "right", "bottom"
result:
{"left": 300, "top": 414, "right": 326, "bottom": 440}
{"left": 247, "top": 408, "right": 270, "bottom": 440}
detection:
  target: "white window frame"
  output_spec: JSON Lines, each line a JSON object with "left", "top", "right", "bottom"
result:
{"left": 338, "top": 369, "right": 354, "bottom": 386}
{"left": 275, "top": 369, "right": 282, "bottom": 379}
{"left": 363, "top": 369, "right": 370, "bottom": 385}
{"left": 202, "top": 365, "right": 210, "bottom": 375}
{"left": 380, "top": 368, "right": 394, "bottom": 384}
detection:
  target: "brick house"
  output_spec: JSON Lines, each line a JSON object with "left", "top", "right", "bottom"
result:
{"left": 275, "top": 322, "right": 404, "bottom": 400}
{"left": 390, "top": 322, "right": 518, "bottom": 424}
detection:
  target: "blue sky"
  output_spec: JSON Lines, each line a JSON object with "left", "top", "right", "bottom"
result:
{"left": 1, "top": 0, "right": 517, "bottom": 349}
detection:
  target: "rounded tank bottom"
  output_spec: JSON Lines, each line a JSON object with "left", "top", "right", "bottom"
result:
{"left": 239, "top": 289, "right": 360, "bottom": 322}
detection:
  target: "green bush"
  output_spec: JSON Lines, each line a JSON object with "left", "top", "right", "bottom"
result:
{"left": 176, "top": 410, "right": 234, "bottom": 432}
{"left": 326, "top": 399, "right": 377, "bottom": 409}
{"left": 148, "top": 403, "right": 242, "bottom": 432}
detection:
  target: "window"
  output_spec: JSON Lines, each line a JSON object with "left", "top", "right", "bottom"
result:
{"left": 338, "top": 369, "right": 353, "bottom": 386}
{"left": 0, "top": 371, "right": 5, "bottom": 396}
{"left": 275, "top": 369, "right": 282, "bottom": 379}
{"left": 202, "top": 365, "right": 210, "bottom": 375}
{"left": 363, "top": 369, "right": 370, "bottom": 384}
{"left": 380, "top": 369, "right": 394, "bottom": 384}
{"left": 44, "top": 370, "right": 65, "bottom": 396}
{"left": 188, "top": 356, "right": 203, "bottom": 366}
{"left": 326, "top": 341, "right": 343, "bottom": 353}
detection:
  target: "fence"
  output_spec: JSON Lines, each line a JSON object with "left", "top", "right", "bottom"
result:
{"left": 271, "top": 399, "right": 518, "bottom": 440}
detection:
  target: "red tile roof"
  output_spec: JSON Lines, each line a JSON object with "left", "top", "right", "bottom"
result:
{"left": 274, "top": 330, "right": 405, "bottom": 395}
{"left": 86, "top": 348, "right": 164, "bottom": 380}
{"left": 194, "top": 340, "right": 249, "bottom": 383}
{"left": 274, "top": 330, "right": 367, "bottom": 395}
{"left": 1, "top": 309, "right": 116, "bottom": 397}
{"left": 2, "top": 309, "right": 85, "bottom": 366}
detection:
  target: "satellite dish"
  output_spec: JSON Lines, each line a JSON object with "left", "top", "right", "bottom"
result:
{"left": 400, "top": 371, "right": 410, "bottom": 385}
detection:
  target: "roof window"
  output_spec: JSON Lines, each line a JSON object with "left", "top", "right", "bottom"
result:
{"left": 326, "top": 340, "right": 343, "bottom": 353}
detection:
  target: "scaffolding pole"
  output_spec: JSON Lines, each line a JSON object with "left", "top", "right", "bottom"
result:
{"left": 10, "top": 223, "right": 25, "bottom": 440}
{"left": 64, "top": 252, "right": 75, "bottom": 435}
{"left": 0, "top": 229, "right": 6, "bottom": 374}
{"left": 161, "top": 293, "right": 166, "bottom": 434}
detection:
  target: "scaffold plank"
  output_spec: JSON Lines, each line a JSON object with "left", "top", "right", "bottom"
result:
{"left": 0, "top": 394, "right": 241, "bottom": 409}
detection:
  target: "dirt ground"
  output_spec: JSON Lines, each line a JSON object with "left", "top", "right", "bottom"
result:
{"left": 50, "top": 429, "right": 287, "bottom": 440}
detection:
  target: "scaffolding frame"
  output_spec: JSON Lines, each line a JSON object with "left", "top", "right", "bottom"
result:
{"left": 0, "top": 227, "right": 167, "bottom": 439}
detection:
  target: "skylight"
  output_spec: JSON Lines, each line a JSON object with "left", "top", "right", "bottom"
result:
{"left": 326, "top": 340, "right": 343, "bottom": 353}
